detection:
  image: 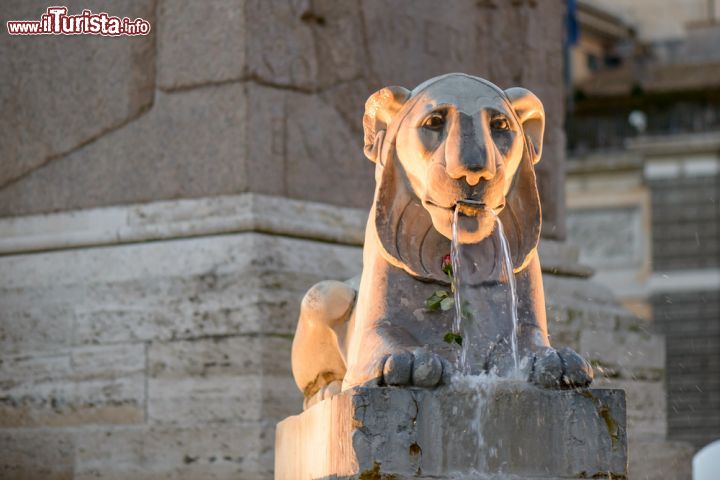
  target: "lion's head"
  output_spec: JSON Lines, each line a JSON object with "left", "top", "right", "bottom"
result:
{"left": 363, "top": 73, "right": 545, "bottom": 283}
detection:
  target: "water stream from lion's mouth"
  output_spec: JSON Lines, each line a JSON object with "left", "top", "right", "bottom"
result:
{"left": 451, "top": 204, "right": 520, "bottom": 375}
{"left": 450, "top": 210, "right": 466, "bottom": 369}
{"left": 494, "top": 214, "right": 520, "bottom": 372}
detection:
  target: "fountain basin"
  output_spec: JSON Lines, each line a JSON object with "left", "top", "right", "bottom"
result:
{"left": 275, "top": 381, "right": 626, "bottom": 479}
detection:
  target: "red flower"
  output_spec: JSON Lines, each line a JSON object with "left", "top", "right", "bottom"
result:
{"left": 441, "top": 254, "right": 452, "bottom": 275}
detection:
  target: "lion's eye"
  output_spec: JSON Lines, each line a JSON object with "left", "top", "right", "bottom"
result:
{"left": 422, "top": 112, "right": 446, "bottom": 130}
{"left": 490, "top": 117, "right": 510, "bottom": 131}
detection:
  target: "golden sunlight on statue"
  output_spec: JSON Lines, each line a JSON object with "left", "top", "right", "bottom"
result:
{"left": 290, "top": 73, "right": 593, "bottom": 409}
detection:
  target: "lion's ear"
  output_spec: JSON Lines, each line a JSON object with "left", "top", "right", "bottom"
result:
{"left": 505, "top": 87, "right": 545, "bottom": 164}
{"left": 363, "top": 86, "right": 411, "bottom": 162}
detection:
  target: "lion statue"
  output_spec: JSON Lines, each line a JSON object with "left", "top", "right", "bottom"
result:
{"left": 291, "top": 73, "right": 593, "bottom": 408}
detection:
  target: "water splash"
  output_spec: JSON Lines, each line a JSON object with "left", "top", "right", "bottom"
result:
{"left": 450, "top": 202, "right": 520, "bottom": 376}
{"left": 446, "top": 372, "right": 531, "bottom": 476}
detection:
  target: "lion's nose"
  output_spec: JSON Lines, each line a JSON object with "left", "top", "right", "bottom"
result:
{"left": 444, "top": 113, "right": 496, "bottom": 186}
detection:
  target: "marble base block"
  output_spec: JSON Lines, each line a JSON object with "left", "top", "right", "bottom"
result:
{"left": 275, "top": 381, "right": 627, "bottom": 479}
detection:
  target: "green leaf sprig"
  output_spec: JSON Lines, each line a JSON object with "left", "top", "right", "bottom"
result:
{"left": 425, "top": 253, "right": 456, "bottom": 312}
{"left": 425, "top": 290, "right": 454, "bottom": 311}
{"left": 443, "top": 331, "right": 463, "bottom": 345}
{"left": 425, "top": 253, "right": 463, "bottom": 347}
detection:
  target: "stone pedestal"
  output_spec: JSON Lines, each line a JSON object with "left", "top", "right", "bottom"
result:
{"left": 275, "top": 382, "right": 627, "bottom": 479}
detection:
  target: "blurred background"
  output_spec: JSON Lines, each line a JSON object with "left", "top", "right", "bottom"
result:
{"left": 0, "top": 1, "right": 717, "bottom": 479}
{"left": 564, "top": 0, "right": 720, "bottom": 456}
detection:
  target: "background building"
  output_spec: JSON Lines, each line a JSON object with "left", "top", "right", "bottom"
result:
{"left": 566, "top": 0, "right": 720, "bottom": 453}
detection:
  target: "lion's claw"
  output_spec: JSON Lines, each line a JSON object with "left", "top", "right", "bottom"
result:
{"left": 382, "top": 349, "right": 443, "bottom": 387}
{"left": 530, "top": 347, "right": 563, "bottom": 387}
{"left": 530, "top": 346, "right": 593, "bottom": 388}
{"left": 411, "top": 349, "right": 444, "bottom": 387}
{"left": 383, "top": 351, "right": 413, "bottom": 385}
{"left": 558, "top": 346, "right": 594, "bottom": 387}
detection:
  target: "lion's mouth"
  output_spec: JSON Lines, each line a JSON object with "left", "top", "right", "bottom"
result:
{"left": 456, "top": 199, "right": 486, "bottom": 216}
{"left": 425, "top": 199, "right": 505, "bottom": 216}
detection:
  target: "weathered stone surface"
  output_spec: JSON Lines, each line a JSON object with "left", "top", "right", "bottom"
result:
{"left": 157, "top": 0, "right": 246, "bottom": 89}
{"left": 243, "top": 85, "right": 287, "bottom": 198}
{"left": 361, "top": 1, "right": 475, "bottom": 86}
{"left": 543, "top": 273, "right": 624, "bottom": 310}
{"left": 537, "top": 240, "right": 594, "bottom": 277}
{"left": 275, "top": 383, "right": 627, "bottom": 479}
{"left": 74, "top": 424, "right": 275, "bottom": 480}
{"left": 282, "top": 88, "right": 372, "bottom": 208}
{"left": 580, "top": 330, "right": 665, "bottom": 371}
{"left": 0, "top": 305, "right": 75, "bottom": 355}
{"left": 148, "top": 337, "right": 301, "bottom": 425}
{"left": 1, "top": 424, "right": 274, "bottom": 480}
{"left": 0, "top": 0, "right": 155, "bottom": 188}
{"left": 0, "top": 429, "right": 74, "bottom": 480}
{"left": 567, "top": 205, "right": 645, "bottom": 269}
{"left": 299, "top": 1, "right": 368, "bottom": 87}
{"left": 243, "top": 84, "right": 373, "bottom": 206}
{"left": 71, "top": 266, "right": 298, "bottom": 341}
{"left": 0, "top": 194, "right": 369, "bottom": 272}
{"left": 0, "top": 85, "right": 248, "bottom": 216}
{"left": 0, "top": 228, "right": 361, "bottom": 477}
{"left": 543, "top": 273, "right": 667, "bottom": 383}
{"left": 244, "top": 0, "right": 319, "bottom": 90}
{"left": 0, "top": 235, "right": 361, "bottom": 345}
{"left": 245, "top": 0, "right": 366, "bottom": 91}
{"left": 543, "top": 273, "right": 636, "bottom": 353}
{"left": 0, "top": 344, "right": 145, "bottom": 427}
{"left": 148, "top": 336, "right": 290, "bottom": 380}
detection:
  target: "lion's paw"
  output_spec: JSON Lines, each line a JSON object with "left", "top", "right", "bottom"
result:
{"left": 382, "top": 349, "right": 443, "bottom": 387}
{"left": 530, "top": 346, "right": 593, "bottom": 389}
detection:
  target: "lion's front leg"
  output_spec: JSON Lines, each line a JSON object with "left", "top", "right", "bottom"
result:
{"left": 515, "top": 303, "right": 593, "bottom": 389}
{"left": 291, "top": 280, "right": 356, "bottom": 408}
{"left": 514, "top": 254, "right": 594, "bottom": 388}
{"left": 343, "top": 325, "right": 447, "bottom": 390}
{"left": 380, "top": 348, "right": 445, "bottom": 387}
{"left": 528, "top": 346, "right": 593, "bottom": 388}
